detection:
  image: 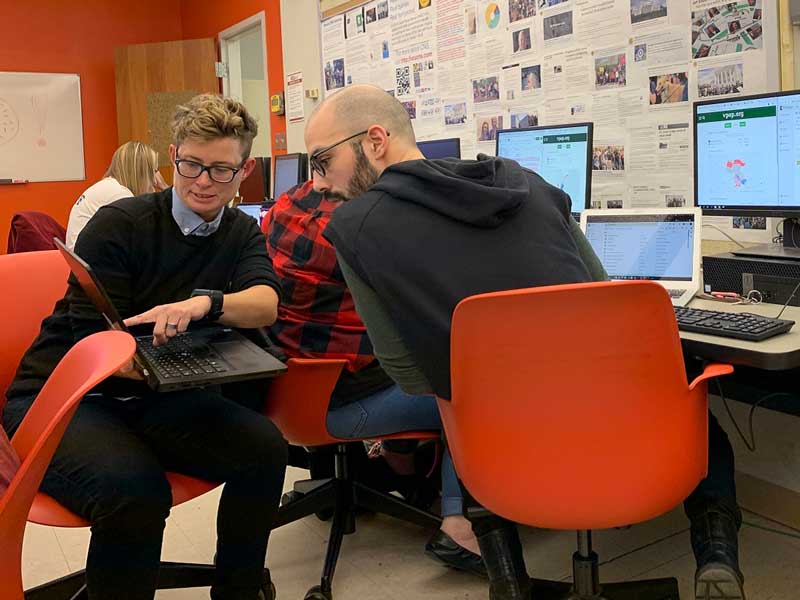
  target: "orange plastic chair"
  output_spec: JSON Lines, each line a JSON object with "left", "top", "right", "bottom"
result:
{"left": 0, "top": 251, "right": 69, "bottom": 416}
{"left": 265, "top": 358, "right": 442, "bottom": 600}
{"left": 0, "top": 250, "right": 271, "bottom": 599}
{"left": 439, "top": 280, "right": 734, "bottom": 599}
{"left": 0, "top": 330, "right": 136, "bottom": 600}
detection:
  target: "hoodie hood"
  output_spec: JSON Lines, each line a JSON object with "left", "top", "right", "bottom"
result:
{"left": 369, "top": 154, "right": 529, "bottom": 228}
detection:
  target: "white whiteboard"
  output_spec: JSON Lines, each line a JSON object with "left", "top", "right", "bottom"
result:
{"left": 0, "top": 72, "right": 85, "bottom": 182}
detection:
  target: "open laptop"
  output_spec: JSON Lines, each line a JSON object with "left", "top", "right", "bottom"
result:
{"left": 236, "top": 201, "right": 266, "bottom": 226}
{"left": 55, "top": 239, "right": 287, "bottom": 392}
{"left": 580, "top": 208, "right": 702, "bottom": 307}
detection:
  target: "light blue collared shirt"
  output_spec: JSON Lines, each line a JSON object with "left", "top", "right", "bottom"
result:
{"left": 171, "top": 187, "right": 224, "bottom": 237}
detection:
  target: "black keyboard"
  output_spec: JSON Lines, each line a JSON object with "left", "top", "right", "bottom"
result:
{"left": 674, "top": 306, "right": 795, "bottom": 342}
{"left": 137, "top": 333, "right": 228, "bottom": 379}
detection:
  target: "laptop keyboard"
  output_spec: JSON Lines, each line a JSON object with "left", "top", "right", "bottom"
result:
{"left": 137, "top": 333, "right": 228, "bottom": 379}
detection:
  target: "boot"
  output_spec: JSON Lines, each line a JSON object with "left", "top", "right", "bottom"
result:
{"left": 477, "top": 524, "right": 532, "bottom": 600}
{"left": 690, "top": 507, "right": 745, "bottom": 600}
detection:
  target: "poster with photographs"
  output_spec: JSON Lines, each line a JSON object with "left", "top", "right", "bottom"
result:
{"left": 472, "top": 76, "right": 501, "bottom": 103}
{"left": 477, "top": 114, "right": 505, "bottom": 142}
{"left": 521, "top": 64, "right": 542, "bottom": 93}
{"left": 697, "top": 63, "right": 743, "bottom": 97}
{"left": 510, "top": 110, "right": 539, "bottom": 128}
{"left": 543, "top": 10, "right": 573, "bottom": 43}
{"left": 509, "top": 0, "right": 537, "bottom": 23}
{"left": 691, "top": 0, "right": 763, "bottom": 59}
{"left": 630, "top": 0, "right": 667, "bottom": 26}
{"left": 594, "top": 51, "right": 627, "bottom": 89}
{"left": 648, "top": 70, "right": 688, "bottom": 105}
{"left": 593, "top": 145, "right": 626, "bottom": 172}
{"left": 318, "top": 0, "right": 773, "bottom": 228}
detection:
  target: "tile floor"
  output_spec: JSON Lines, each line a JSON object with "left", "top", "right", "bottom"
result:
{"left": 21, "top": 466, "right": 800, "bottom": 599}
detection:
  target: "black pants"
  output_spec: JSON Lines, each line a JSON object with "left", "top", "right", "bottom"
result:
{"left": 3, "top": 384, "right": 288, "bottom": 600}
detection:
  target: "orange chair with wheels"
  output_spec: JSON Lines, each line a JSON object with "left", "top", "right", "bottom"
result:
{"left": 0, "top": 251, "right": 69, "bottom": 416}
{"left": 439, "top": 280, "right": 733, "bottom": 599}
{"left": 0, "top": 250, "right": 272, "bottom": 599}
{"left": 265, "top": 358, "right": 442, "bottom": 600}
{"left": 0, "top": 331, "right": 136, "bottom": 600}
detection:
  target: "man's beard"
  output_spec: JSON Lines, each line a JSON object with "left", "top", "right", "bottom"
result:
{"left": 330, "top": 141, "right": 380, "bottom": 201}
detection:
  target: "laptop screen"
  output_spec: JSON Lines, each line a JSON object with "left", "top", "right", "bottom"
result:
{"left": 237, "top": 203, "right": 263, "bottom": 225}
{"left": 584, "top": 213, "right": 695, "bottom": 281}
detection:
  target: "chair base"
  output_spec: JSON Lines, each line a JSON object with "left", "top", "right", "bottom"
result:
{"left": 274, "top": 443, "right": 441, "bottom": 600}
{"left": 529, "top": 576, "right": 680, "bottom": 600}
{"left": 24, "top": 562, "right": 273, "bottom": 599}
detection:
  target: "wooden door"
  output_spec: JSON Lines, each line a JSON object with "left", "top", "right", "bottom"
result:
{"left": 115, "top": 38, "right": 218, "bottom": 185}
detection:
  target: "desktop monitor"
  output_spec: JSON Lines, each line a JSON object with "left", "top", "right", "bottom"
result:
{"left": 694, "top": 90, "right": 800, "bottom": 219}
{"left": 418, "top": 137, "right": 461, "bottom": 159}
{"left": 238, "top": 156, "right": 270, "bottom": 204}
{"left": 273, "top": 153, "right": 308, "bottom": 199}
{"left": 495, "top": 122, "right": 593, "bottom": 216}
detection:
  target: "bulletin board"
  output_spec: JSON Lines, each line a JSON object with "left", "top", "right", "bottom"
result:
{"left": 0, "top": 72, "right": 85, "bottom": 182}
{"left": 320, "top": 0, "right": 780, "bottom": 238}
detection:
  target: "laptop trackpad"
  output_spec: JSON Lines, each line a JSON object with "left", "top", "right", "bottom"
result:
{"left": 213, "top": 341, "right": 270, "bottom": 368}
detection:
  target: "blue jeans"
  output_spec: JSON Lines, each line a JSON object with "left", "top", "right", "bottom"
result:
{"left": 326, "top": 384, "right": 462, "bottom": 517}
{"left": 3, "top": 384, "right": 287, "bottom": 600}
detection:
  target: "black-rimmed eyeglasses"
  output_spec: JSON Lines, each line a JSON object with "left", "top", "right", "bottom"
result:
{"left": 174, "top": 153, "right": 246, "bottom": 183}
{"left": 309, "top": 130, "right": 370, "bottom": 177}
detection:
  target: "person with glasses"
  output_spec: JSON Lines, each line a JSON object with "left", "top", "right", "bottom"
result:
{"left": 263, "top": 178, "right": 485, "bottom": 576}
{"left": 3, "top": 93, "right": 286, "bottom": 600}
{"left": 65, "top": 140, "right": 167, "bottom": 250}
{"left": 307, "top": 84, "right": 744, "bottom": 600}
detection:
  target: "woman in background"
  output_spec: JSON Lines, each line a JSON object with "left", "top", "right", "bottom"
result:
{"left": 66, "top": 141, "right": 165, "bottom": 249}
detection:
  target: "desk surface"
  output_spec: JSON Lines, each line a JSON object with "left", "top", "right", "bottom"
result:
{"left": 681, "top": 298, "right": 800, "bottom": 370}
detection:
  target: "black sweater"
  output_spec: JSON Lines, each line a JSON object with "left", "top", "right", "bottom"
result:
{"left": 6, "top": 188, "right": 281, "bottom": 401}
{"left": 324, "top": 156, "right": 592, "bottom": 399}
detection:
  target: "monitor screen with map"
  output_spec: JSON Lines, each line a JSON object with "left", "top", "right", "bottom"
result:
{"left": 694, "top": 91, "right": 800, "bottom": 217}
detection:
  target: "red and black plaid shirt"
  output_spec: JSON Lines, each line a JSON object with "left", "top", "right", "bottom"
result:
{"left": 263, "top": 181, "right": 375, "bottom": 373}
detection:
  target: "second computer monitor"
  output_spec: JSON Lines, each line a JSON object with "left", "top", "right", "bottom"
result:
{"left": 495, "top": 122, "right": 593, "bottom": 215}
{"left": 418, "top": 137, "right": 461, "bottom": 159}
{"left": 273, "top": 153, "right": 308, "bottom": 199}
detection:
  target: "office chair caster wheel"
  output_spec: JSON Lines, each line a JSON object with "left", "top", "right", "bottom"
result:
{"left": 258, "top": 581, "right": 277, "bottom": 600}
{"left": 305, "top": 584, "right": 332, "bottom": 600}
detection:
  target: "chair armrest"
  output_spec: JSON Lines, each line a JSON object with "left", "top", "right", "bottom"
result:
{"left": 688, "top": 362, "right": 734, "bottom": 392}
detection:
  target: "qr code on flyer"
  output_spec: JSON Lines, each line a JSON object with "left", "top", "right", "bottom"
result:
{"left": 396, "top": 66, "right": 411, "bottom": 96}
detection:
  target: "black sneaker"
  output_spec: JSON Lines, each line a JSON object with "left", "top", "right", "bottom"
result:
{"left": 690, "top": 507, "right": 745, "bottom": 600}
{"left": 695, "top": 562, "right": 745, "bottom": 599}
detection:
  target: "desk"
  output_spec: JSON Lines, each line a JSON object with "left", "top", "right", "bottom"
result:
{"left": 680, "top": 298, "right": 800, "bottom": 370}
{"left": 681, "top": 299, "right": 800, "bottom": 529}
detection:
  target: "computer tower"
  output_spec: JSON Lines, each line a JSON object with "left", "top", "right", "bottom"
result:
{"left": 702, "top": 252, "right": 800, "bottom": 306}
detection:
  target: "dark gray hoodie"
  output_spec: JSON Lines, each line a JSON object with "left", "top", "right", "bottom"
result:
{"left": 324, "top": 155, "right": 593, "bottom": 399}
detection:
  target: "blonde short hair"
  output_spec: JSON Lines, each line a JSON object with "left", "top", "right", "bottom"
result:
{"left": 172, "top": 93, "right": 258, "bottom": 159}
{"left": 104, "top": 141, "right": 158, "bottom": 196}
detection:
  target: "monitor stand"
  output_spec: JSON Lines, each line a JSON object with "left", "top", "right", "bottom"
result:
{"left": 732, "top": 219, "right": 800, "bottom": 261}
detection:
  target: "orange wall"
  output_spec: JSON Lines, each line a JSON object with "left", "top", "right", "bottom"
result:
{"left": 180, "top": 0, "right": 286, "bottom": 158}
{"left": 0, "top": 0, "right": 287, "bottom": 253}
{"left": 0, "top": 0, "right": 183, "bottom": 251}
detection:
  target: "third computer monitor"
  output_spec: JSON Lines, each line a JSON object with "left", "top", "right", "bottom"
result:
{"left": 694, "top": 90, "right": 800, "bottom": 218}
{"left": 273, "top": 153, "right": 308, "bottom": 199}
{"left": 496, "top": 122, "right": 593, "bottom": 216}
{"left": 418, "top": 137, "right": 461, "bottom": 159}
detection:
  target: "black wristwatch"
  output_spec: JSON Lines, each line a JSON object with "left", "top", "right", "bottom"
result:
{"left": 190, "top": 289, "right": 224, "bottom": 321}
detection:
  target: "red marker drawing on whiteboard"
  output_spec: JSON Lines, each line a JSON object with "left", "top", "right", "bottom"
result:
{"left": 31, "top": 94, "right": 48, "bottom": 148}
